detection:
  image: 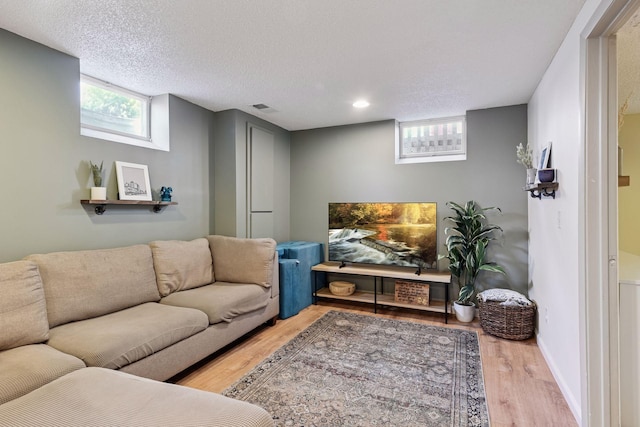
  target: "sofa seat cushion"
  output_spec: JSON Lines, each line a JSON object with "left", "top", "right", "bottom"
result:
{"left": 0, "top": 260, "right": 49, "bottom": 350}
{"left": 26, "top": 245, "right": 161, "bottom": 328}
{"left": 0, "top": 367, "right": 275, "bottom": 427}
{"left": 0, "top": 344, "right": 85, "bottom": 405}
{"left": 47, "top": 303, "right": 208, "bottom": 369}
{"left": 160, "top": 282, "right": 271, "bottom": 324}
{"left": 150, "top": 238, "right": 214, "bottom": 297}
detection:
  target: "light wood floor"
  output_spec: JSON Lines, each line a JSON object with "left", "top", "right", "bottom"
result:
{"left": 174, "top": 301, "right": 577, "bottom": 427}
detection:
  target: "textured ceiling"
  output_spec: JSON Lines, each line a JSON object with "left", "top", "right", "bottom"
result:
{"left": 0, "top": 1, "right": 585, "bottom": 131}
{"left": 618, "top": 10, "right": 640, "bottom": 114}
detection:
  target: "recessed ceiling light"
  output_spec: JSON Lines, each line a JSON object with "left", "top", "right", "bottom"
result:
{"left": 353, "top": 100, "right": 370, "bottom": 108}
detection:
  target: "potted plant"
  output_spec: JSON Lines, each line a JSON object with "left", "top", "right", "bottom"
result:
{"left": 89, "top": 161, "right": 106, "bottom": 200}
{"left": 516, "top": 142, "right": 536, "bottom": 185}
{"left": 440, "top": 201, "right": 505, "bottom": 322}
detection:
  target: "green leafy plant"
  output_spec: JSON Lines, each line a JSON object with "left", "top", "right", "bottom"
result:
{"left": 89, "top": 161, "right": 103, "bottom": 187}
{"left": 440, "top": 201, "right": 505, "bottom": 305}
{"left": 516, "top": 142, "right": 533, "bottom": 169}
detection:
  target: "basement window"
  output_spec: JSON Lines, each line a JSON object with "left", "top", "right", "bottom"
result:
{"left": 81, "top": 75, "right": 168, "bottom": 151}
{"left": 396, "top": 116, "right": 466, "bottom": 164}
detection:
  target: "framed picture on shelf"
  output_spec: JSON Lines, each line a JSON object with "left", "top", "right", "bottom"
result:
{"left": 115, "top": 161, "right": 152, "bottom": 201}
{"left": 539, "top": 142, "right": 552, "bottom": 170}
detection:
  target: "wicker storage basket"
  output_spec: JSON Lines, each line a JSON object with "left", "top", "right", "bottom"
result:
{"left": 478, "top": 298, "right": 536, "bottom": 340}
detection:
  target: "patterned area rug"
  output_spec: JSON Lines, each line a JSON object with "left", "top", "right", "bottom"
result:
{"left": 224, "top": 311, "right": 489, "bottom": 426}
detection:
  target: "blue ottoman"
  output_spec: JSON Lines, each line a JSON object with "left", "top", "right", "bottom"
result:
{"left": 277, "top": 241, "right": 324, "bottom": 319}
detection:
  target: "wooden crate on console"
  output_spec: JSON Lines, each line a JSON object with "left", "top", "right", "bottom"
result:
{"left": 394, "top": 280, "right": 430, "bottom": 306}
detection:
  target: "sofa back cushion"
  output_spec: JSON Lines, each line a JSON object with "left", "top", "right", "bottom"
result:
{"left": 207, "top": 235, "right": 275, "bottom": 287}
{"left": 150, "top": 238, "right": 214, "bottom": 297}
{"left": 0, "top": 261, "right": 49, "bottom": 350}
{"left": 26, "top": 245, "right": 160, "bottom": 328}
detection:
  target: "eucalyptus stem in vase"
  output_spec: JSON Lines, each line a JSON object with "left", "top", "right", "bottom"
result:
{"left": 516, "top": 143, "right": 536, "bottom": 185}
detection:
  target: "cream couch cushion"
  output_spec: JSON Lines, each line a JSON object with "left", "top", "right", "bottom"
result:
{"left": 150, "top": 238, "right": 214, "bottom": 297}
{"left": 26, "top": 245, "right": 160, "bottom": 328}
{"left": 0, "top": 344, "right": 85, "bottom": 405}
{"left": 0, "top": 368, "right": 275, "bottom": 427}
{"left": 160, "top": 282, "right": 271, "bottom": 324}
{"left": 46, "top": 303, "right": 208, "bottom": 370}
{"left": 207, "top": 235, "right": 275, "bottom": 287}
{"left": 0, "top": 260, "right": 49, "bottom": 351}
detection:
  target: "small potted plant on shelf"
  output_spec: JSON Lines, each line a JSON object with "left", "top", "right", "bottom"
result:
{"left": 439, "top": 200, "right": 505, "bottom": 323}
{"left": 89, "top": 161, "right": 106, "bottom": 200}
{"left": 516, "top": 142, "right": 536, "bottom": 185}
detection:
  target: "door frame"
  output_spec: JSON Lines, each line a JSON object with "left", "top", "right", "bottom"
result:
{"left": 582, "top": 0, "right": 639, "bottom": 425}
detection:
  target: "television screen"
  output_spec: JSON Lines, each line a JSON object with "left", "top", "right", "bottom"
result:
{"left": 328, "top": 202, "right": 437, "bottom": 269}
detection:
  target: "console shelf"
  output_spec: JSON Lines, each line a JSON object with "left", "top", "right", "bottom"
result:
{"left": 81, "top": 200, "right": 178, "bottom": 215}
{"left": 315, "top": 287, "right": 448, "bottom": 313}
{"left": 311, "top": 262, "right": 451, "bottom": 323}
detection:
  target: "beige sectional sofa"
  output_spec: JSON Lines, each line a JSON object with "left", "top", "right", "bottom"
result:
{"left": 0, "top": 235, "right": 279, "bottom": 426}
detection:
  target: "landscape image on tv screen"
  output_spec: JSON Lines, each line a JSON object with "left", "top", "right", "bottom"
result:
{"left": 328, "top": 202, "right": 437, "bottom": 269}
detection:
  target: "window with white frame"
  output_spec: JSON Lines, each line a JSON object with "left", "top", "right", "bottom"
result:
{"left": 396, "top": 116, "right": 466, "bottom": 164}
{"left": 81, "top": 75, "right": 164, "bottom": 149}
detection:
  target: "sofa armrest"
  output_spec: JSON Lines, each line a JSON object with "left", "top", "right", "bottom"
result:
{"left": 270, "top": 251, "right": 279, "bottom": 299}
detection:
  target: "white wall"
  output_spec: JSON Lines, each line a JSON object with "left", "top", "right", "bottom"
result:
{"left": 618, "top": 113, "right": 640, "bottom": 255}
{"left": 528, "top": 0, "right": 615, "bottom": 423}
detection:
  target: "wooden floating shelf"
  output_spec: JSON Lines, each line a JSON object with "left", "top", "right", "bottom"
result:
{"left": 619, "top": 176, "right": 630, "bottom": 187}
{"left": 80, "top": 200, "right": 177, "bottom": 215}
{"left": 523, "top": 182, "right": 559, "bottom": 199}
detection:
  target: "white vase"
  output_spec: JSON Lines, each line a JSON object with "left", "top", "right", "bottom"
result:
{"left": 90, "top": 187, "right": 107, "bottom": 200}
{"left": 526, "top": 168, "right": 537, "bottom": 185}
{"left": 453, "top": 301, "right": 476, "bottom": 323}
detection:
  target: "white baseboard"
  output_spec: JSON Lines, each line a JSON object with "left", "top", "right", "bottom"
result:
{"left": 536, "top": 335, "right": 582, "bottom": 425}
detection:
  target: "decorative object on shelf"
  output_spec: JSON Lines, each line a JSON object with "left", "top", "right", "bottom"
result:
{"left": 160, "top": 186, "right": 173, "bottom": 202}
{"left": 477, "top": 289, "right": 536, "bottom": 340}
{"left": 516, "top": 142, "right": 536, "bottom": 184}
{"left": 538, "top": 168, "right": 555, "bottom": 183}
{"left": 115, "top": 161, "right": 152, "bottom": 201}
{"left": 394, "top": 280, "right": 430, "bottom": 306}
{"left": 526, "top": 168, "right": 537, "bottom": 185}
{"left": 439, "top": 200, "right": 505, "bottom": 323}
{"left": 89, "top": 160, "right": 106, "bottom": 200}
{"left": 538, "top": 142, "right": 552, "bottom": 170}
{"left": 329, "top": 281, "right": 355, "bottom": 296}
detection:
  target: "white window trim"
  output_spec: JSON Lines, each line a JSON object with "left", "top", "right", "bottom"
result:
{"left": 395, "top": 116, "right": 467, "bottom": 164}
{"left": 80, "top": 76, "right": 170, "bottom": 152}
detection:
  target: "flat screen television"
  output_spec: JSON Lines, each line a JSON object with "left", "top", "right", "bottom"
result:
{"left": 328, "top": 202, "right": 437, "bottom": 270}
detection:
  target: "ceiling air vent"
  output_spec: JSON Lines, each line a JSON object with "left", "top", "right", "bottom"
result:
{"left": 251, "top": 103, "right": 277, "bottom": 113}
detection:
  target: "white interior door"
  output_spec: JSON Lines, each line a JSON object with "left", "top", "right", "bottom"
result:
{"left": 247, "top": 124, "right": 274, "bottom": 238}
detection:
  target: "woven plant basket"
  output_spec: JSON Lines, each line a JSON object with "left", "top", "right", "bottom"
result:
{"left": 478, "top": 298, "right": 536, "bottom": 340}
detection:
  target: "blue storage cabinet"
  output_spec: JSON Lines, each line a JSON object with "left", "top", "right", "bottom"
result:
{"left": 277, "top": 241, "right": 324, "bottom": 319}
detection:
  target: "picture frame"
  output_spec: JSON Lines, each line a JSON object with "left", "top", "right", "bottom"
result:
{"left": 539, "top": 142, "right": 552, "bottom": 170}
{"left": 115, "top": 161, "right": 152, "bottom": 201}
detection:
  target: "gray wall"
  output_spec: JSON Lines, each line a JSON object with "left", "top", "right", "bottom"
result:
{"left": 212, "top": 109, "right": 290, "bottom": 241}
{"left": 290, "top": 105, "right": 529, "bottom": 295}
{"left": 0, "top": 29, "right": 213, "bottom": 262}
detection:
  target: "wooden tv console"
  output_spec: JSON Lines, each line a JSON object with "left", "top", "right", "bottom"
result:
{"left": 311, "top": 262, "right": 452, "bottom": 323}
